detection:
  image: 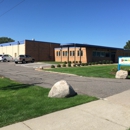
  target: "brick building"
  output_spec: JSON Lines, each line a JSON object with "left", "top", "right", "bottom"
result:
{"left": 0, "top": 40, "right": 60, "bottom": 61}
{"left": 1, "top": 40, "right": 130, "bottom": 63}
{"left": 55, "top": 43, "right": 130, "bottom": 63}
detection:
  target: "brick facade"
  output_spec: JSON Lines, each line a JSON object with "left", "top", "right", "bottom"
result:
{"left": 25, "top": 40, "right": 60, "bottom": 61}
{"left": 55, "top": 45, "right": 130, "bottom": 63}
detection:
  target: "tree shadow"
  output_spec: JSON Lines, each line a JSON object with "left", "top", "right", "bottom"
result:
{"left": 0, "top": 82, "right": 43, "bottom": 90}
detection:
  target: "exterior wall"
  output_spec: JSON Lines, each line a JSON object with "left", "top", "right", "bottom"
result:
{"left": 87, "top": 47, "right": 117, "bottom": 63}
{"left": 25, "top": 40, "right": 60, "bottom": 61}
{"left": 55, "top": 46, "right": 126, "bottom": 63}
{"left": 55, "top": 47, "right": 87, "bottom": 63}
{"left": 0, "top": 43, "right": 25, "bottom": 58}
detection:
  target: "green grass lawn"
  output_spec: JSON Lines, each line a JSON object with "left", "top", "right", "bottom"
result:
{"left": 42, "top": 61, "right": 63, "bottom": 64}
{"left": 45, "top": 64, "right": 130, "bottom": 78}
{"left": 0, "top": 78, "right": 98, "bottom": 128}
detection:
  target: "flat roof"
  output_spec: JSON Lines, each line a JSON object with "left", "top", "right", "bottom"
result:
{"left": 0, "top": 41, "right": 24, "bottom": 47}
{"left": 58, "top": 43, "right": 123, "bottom": 50}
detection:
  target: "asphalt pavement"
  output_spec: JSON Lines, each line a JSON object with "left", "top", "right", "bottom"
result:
{"left": 0, "top": 62, "right": 130, "bottom": 98}
{"left": 0, "top": 62, "right": 130, "bottom": 130}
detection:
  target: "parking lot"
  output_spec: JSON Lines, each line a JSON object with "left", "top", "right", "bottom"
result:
{"left": 0, "top": 62, "right": 130, "bottom": 98}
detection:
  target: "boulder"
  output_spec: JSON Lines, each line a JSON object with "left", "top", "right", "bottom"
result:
{"left": 115, "top": 70, "right": 128, "bottom": 79}
{"left": 39, "top": 66, "right": 43, "bottom": 70}
{"left": 35, "top": 66, "right": 43, "bottom": 71}
{"left": 48, "top": 80, "right": 77, "bottom": 98}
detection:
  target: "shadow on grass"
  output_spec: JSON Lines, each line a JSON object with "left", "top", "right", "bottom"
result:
{"left": 0, "top": 82, "right": 43, "bottom": 90}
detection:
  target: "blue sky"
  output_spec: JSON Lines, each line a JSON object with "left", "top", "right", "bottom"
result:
{"left": 0, "top": 0, "right": 130, "bottom": 48}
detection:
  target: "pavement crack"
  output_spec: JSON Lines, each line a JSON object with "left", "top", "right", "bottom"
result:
{"left": 23, "top": 122, "right": 32, "bottom": 130}
{"left": 76, "top": 107, "right": 127, "bottom": 129}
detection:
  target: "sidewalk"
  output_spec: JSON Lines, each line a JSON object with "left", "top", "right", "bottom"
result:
{"left": 1, "top": 90, "right": 130, "bottom": 130}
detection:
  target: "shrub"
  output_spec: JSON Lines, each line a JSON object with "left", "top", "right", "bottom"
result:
{"left": 91, "top": 62, "right": 95, "bottom": 65}
{"left": 73, "top": 64, "right": 76, "bottom": 67}
{"left": 81, "top": 63, "right": 85, "bottom": 66}
{"left": 68, "top": 61, "right": 71, "bottom": 64}
{"left": 51, "top": 65, "right": 55, "bottom": 68}
{"left": 68, "top": 63, "right": 71, "bottom": 67}
{"left": 111, "top": 67, "right": 118, "bottom": 75}
{"left": 110, "top": 60, "right": 113, "bottom": 64}
{"left": 88, "top": 62, "right": 91, "bottom": 65}
{"left": 62, "top": 64, "right": 66, "bottom": 67}
{"left": 77, "top": 64, "right": 80, "bottom": 67}
{"left": 57, "top": 64, "right": 61, "bottom": 67}
{"left": 102, "top": 60, "right": 106, "bottom": 64}
{"left": 98, "top": 61, "right": 102, "bottom": 64}
{"left": 64, "top": 61, "right": 67, "bottom": 64}
{"left": 79, "top": 61, "right": 82, "bottom": 64}
{"left": 106, "top": 60, "right": 109, "bottom": 64}
{"left": 95, "top": 62, "right": 98, "bottom": 65}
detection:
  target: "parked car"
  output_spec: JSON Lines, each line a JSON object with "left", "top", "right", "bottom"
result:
{"left": 0, "top": 54, "right": 14, "bottom": 62}
{"left": 15, "top": 55, "right": 35, "bottom": 64}
{"left": 0, "top": 54, "right": 3, "bottom": 61}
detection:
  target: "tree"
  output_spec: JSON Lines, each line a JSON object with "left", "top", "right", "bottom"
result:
{"left": 0, "top": 37, "right": 15, "bottom": 44}
{"left": 124, "top": 40, "right": 130, "bottom": 49}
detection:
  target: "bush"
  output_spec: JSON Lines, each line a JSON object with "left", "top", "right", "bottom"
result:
{"left": 68, "top": 61, "right": 71, "bottom": 64}
{"left": 77, "top": 64, "right": 80, "bottom": 67}
{"left": 57, "top": 64, "right": 61, "bottom": 67}
{"left": 102, "top": 60, "right": 106, "bottom": 64}
{"left": 62, "top": 64, "right": 66, "bottom": 67}
{"left": 110, "top": 60, "right": 113, "bottom": 64}
{"left": 95, "top": 62, "right": 98, "bottom": 65}
{"left": 88, "top": 62, "right": 91, "bottom": 65}
{"left": 68, "top": 63, "right": 71, "bottom": 67}
{"left": 91, "top": 62, "right": 95, "bottom": 65}
{"left": 73, "top": 64, "right": 76, "bottom": 67}
{"left": 64, "top": 61, "right": 67, "bottom": 64}
{"left": 98, "top": 61, "right": 102, "bottom": 64}
{"left": 51, "top": 65, "right": 55, "bottom": 68}
{"left": 79, "top": 61, "right": 82, "bottom": 64}
{"left": 110, "top": 67, "right": 118, "bottom": 75}
{"left": 106, "top": 60, "right": 110, "bottom": 64}
{"left": 81, "top": 63, "right": 85, "bottom": 66}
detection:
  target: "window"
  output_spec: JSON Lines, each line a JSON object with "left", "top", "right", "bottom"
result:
{"left": 93, "top": 51, "right": 96, "bottom": 57}
{"left": 70, "top": 51, "right": 75, "bottom": 56}
{"left": 56, "top": 51, "right": 60, "bottom": 56}
{"left": 70, "top": 51, "right": 72, "bottom": 56}
{"left": 81, "top": 50, "right": 83, "bottom": 56}
{"left": 93, "top": 51, "right": 111, "bottom": 57}
{"left": 97, "top": 52, "right": 100, "bottom": 57}
{"left": 65, "top": 51, "right": 68, "bottom": 56}
{"left": 77, "top": 50, "right": 83, "bottom": 56}
{"left": 63, "top": 51, "right": 67, "bottom": 56}
{"left": 72, "top": 51, "right": 75, "bottom": 56}
{"left": 100, "top": 52, "right": 105, "bottom": 57}
{"left": 77, "top": 51, "right": 80, "bottom": 56}
{"left": 106, "top": 52, "right": 110, "bottom": 57}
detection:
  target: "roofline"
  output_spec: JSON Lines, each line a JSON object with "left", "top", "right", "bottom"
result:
{"left": 25, "top": 39, "right": 60, "bottom": 45}
{"left": 57, "top": 43, "right": 123, "bottom": 50}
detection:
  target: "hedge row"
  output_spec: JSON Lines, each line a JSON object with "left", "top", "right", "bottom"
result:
{"left": 51, "top": 60, "right": 113, "bottom": 68}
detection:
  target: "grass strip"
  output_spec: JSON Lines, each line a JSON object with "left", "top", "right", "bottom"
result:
{"left": 45, "top": 65, "right": 130, "bottom": 78}
{"left": 0, "top": 78, "right": 98, "bottom": 128}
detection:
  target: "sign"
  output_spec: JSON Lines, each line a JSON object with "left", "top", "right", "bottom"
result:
{"left": 118, "top": 57, "right": 130, "bottom": 70}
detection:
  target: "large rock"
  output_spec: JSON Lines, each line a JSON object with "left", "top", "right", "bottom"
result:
{"left": 115, "top": 70, "right": 128, "bottom": 79}
{"left": 48, "top": 80, "right": 77, "bottom": 98}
